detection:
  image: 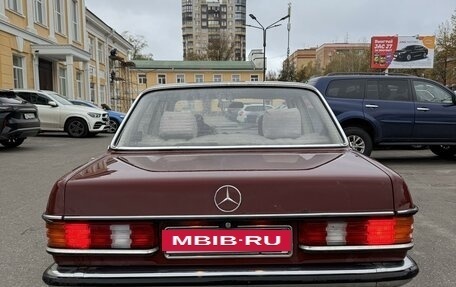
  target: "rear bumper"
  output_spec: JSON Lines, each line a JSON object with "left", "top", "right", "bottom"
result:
{"left": 43, "top": 256, "right": 418, "bottom": 287}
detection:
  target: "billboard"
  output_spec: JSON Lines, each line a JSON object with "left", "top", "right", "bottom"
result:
{"left": 371, "top": 35, "right": 435, "bottom": 69}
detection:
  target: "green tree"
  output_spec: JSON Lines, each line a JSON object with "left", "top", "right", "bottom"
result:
{"left": 324, "top": 49, "right": 371, "bottom": 74}
{"left": 278, "top": 60, "right": 296, "bottom": 81}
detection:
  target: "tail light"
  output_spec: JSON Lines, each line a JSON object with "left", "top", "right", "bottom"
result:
{"left": 299, "top": 217, "right": 413, "bottom": 246}
{"left": 46, "top": 222, "right": 157, "bottom": 249}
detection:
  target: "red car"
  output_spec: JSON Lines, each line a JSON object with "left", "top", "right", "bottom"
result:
{"left": 43, "top": 82, "right": 418, "bottom": 286}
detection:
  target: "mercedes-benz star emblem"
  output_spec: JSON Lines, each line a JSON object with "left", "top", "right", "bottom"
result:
{"left": 214, "top": 185, "right": 242, "bottom": 213}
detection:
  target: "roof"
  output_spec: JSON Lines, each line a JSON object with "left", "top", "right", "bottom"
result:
{"left": 132, "top": 60, "right": 260, "bottom": 71}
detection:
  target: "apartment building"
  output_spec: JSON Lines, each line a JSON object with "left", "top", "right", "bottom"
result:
{"left": 182, "top": 0, "right": 246, "bottom": 61}
{"left": 132, "top": 60, "right": 262, "bottom": 91}
{"left": 0, "top": 1, "right": 133, "bottom": 111}
{"left": 286, "top": 48, "right": 317, "bottom": 71}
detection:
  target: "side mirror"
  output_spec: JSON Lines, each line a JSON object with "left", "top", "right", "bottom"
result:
{"left": 48, "top": 101, "right": 58, "bottom": 107}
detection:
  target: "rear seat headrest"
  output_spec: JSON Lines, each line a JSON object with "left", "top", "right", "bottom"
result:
{"left": 262, "top": 108, "right": 302, "bottom": 139}
{"left": 159, "top": 111, "right": 197, "bottom": 140}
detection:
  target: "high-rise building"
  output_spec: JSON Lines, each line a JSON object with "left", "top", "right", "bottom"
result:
{"left": 182, "top": 0, "right": 246, "bottom": 61}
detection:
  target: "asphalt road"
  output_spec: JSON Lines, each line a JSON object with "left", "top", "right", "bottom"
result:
{"left": 0, "top": 135, "right": 455, "bottom": 286}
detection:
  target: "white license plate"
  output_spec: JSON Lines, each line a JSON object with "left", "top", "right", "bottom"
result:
{"left": 24, "top": 113, "right": 35, "bottom": 119}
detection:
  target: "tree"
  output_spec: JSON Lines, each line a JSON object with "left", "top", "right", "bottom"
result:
{"left": 278, "top": 60, "right": 296, "bottom": 81}
{"left": 184, "top": 33, "right": 236, "bottom": 61}
{"left": 324, "top": 49, "right": 371, "bottom": 74}
{"left": 121, "top": 31, "right": 153, "bottom": 60}
{"left": 431, "top": 14, "right": 456, "bottom": 85}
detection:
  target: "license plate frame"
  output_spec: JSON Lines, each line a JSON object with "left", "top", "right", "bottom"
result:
{"left": 162, "top": 225, "right": 293, "bottom": 259}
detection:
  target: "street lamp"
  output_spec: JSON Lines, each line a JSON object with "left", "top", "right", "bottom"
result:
{"left": 246, "top": 13, "right": 290, "bottom": 81}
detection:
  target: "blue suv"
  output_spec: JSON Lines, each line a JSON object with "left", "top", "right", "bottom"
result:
{"left": 308, "top": 74, "right": 456, "bottom": 157}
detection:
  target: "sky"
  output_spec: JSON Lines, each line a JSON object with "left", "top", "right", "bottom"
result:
{"left": 85, "top": 0, "right": 455, "bottom": 73}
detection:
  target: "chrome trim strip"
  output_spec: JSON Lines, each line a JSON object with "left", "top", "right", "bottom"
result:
{"left": 396, "top": 206, "right": 419, "bottom": 215}
{"left": 46, "top": 247, "right": 159, "bottom": 255}
{"left": 62, "top": 211, "right": 395, "bottom": 221}
{"left": 42, "top": 214, "right": 63, "bottom": 221}
{"left": 109, "top": 144, "right": 348, "bottom": 152}
{"left": 299, "top": 243, "right": 414, "bottom": 252}
{"left": 45, "top": 256, "right": 416, "bottom": 279}
{"left": 164, "top": 252, "right": 292, "bottom": 260}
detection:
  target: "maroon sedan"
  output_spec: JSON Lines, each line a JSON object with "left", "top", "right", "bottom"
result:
{"left": 43, "top": 82, "right": 418, "bottom": 286}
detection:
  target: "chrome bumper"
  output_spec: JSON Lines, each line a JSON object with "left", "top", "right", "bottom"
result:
{"left": 43, "top": 256, "right": 418, "bottom": 286}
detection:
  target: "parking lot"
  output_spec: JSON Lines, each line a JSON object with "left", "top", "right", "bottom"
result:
{"left": 0, "top": 134, "right": 455, "bottom": 286}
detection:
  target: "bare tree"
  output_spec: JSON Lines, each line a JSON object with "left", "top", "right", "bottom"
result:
{"left": 122, "top": 31, "right": 153, "bottom": 60}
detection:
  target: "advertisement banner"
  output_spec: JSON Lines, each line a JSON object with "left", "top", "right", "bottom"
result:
{"left": 371, "top": 35, "right": 435, "bottom": 69}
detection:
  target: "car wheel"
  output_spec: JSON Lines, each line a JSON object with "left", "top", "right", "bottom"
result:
{"left": 344, "top": 127, "right": 373, "bottom": 156}
{"left": 0, "top": 137, "right": 25, "bottom": 148}
{"left": 67, "top": 118, "right": 89, "bottom": 138}
{"left": 422, "top": 52, "right": 427, "bottom": 59}
{"left": 406, "top": 54, "right": 412, "bottom": 61}
{"left": 430, "top": 145, "right": 456, "bottom": 158}
{"left": 108, "top": 119, "right": 119, "bottom": 133}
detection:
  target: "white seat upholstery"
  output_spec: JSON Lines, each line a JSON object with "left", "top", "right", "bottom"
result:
{"left": 158, "top": 111, "right": 197, "bottom": 140}
{"left": 262, "top": 108, "right": 302, "bottom": 139}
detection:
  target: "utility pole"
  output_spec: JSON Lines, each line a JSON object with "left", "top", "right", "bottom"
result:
{"left": 286, "top": 2, "right": 292, "bottom": 81}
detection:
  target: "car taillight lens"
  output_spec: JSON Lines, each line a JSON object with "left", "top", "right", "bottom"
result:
{"left": 46, "top": 222, "right": 157, "bottom": 249}
{"left": 299, "top": 217, "right": 413, "bottom": 246}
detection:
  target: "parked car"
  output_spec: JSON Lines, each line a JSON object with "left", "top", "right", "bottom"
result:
{"left": 236, "top": 103, "right": 273, "bottom": 123}
{"left": 69, "top": 100, "right": 126, "bottom": 133}
{"left": 393, "top": 45, "right": 428, "bottom": 61}
{"left": 42, "top": 82, "right": 418, "bottom": 287}
{"left": 0, "top": 90, "right": 109, "bottom": 138}
{"left": 224, "top": 101, "right": 244, "bottom": 121}
{"left": 0, "top": 93, "right": 40, "bottom": 148}
{"left": 308, "top": 74, "right": 456, "bottom": 157}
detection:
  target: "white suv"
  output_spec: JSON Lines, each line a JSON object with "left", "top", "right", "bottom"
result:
{"left": 8, "top": 90, "right": 108, "bottom": 138}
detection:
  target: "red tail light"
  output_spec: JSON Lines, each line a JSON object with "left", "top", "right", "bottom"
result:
{"left": 47, "top": 222, "right": 157, "bottom": 249}
{"left": 299, "top": 217, "right": 413, "bottom": 246}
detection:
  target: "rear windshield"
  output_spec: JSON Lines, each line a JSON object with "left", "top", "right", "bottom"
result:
{"left": 114, "top": 86, "right": 345, "bottom": 149}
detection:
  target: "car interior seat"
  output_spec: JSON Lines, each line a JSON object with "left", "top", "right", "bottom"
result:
{"left": 261, "top": 108, "right": 302, "bottom": 139}
{"left": 158, "top": 111, "right": 197, "bottom": 140}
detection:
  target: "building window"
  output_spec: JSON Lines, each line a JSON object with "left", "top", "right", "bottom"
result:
{"left": 59, "top": 67, "right": 67, "bottom": 97}
{"left": 176, "top": 74, "right": 185, "bottom": 83}
{"left": 195, "top": 74, "right": 204, "bottom": 83}
{"left": 158, "top": 74, "right": 166, "bottom": 85}
{"left": 54, "top": 0, "right": 65, "bottom": 34}
{"left": 71, "top": 0, "right": 80, "bottom": 41}
{"left": 250, "top": 75, "right": 259, "bottom": 82}
{"left": 90, "top": 83, "right": 95, "bottom": 102}
{"left": 34, "top": 0, "right": 47, "bottom": 25}
{"left": 213, "top": 74, "right": 222, "bottom": 82}
{"left": 100, "top": 85, "right": 106, "bottom": 104}
{"left": 13, "top": 55, "right": 25, "bottom": 89}
{"left": 231, "top": 74, "right": 240, "bottom": 82}
{"left": 7, "top": 0, "right": 22, "bottom": 13}
{"left": 138, "top": 74, "right": 147, "bottom": 84}
{"left": 76, "top": 71, "right": 82, "bottom": 99}
{"left": 97, "top": 41, "right": 105, "bottom": 64}
{"left": 89, "top": 37, "right": 95, "bottom": 59}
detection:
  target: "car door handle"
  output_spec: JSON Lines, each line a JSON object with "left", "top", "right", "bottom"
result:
{"left": 417, "top": 107, "right": 430, "bottom": 111}
{"left": 365, "top": 104, "right": 379, "bottom": 108}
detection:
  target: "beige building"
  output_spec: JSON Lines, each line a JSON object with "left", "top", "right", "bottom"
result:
{"left": 315, "top": 43, "right": 370, "bottom": 71}
{"left": 285, "top": 43, "right": 370, "bottom": 73}
{"left": 131, "top": 60, "right": 262, "bottom": 92}
{"left": 287, "top": 48, "right": 317, "bottom": 71}
{"left": 0, "top": 1, "right": 133, "bottom": 111}
{"left": 182, "top": 0, "right": 246, "bottom": 61}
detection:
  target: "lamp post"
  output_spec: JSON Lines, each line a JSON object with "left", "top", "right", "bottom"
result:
{"left": 246, "top": 13, "right": 290, "bottom": 81}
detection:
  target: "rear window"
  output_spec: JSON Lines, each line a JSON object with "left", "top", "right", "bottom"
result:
{"left": 114, "top": 86, "right": 345, "bottom": 149}
{"left": 326, "top": 79, "right": 364, "bottom": 99}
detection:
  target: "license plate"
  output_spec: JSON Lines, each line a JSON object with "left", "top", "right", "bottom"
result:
{"left": 24, "top": 113, "right": 35, "bottom": 119}
{"left": 162, "top": 228, "right": 292, "bottom": 254}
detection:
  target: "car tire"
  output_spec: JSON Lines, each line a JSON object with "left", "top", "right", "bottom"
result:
{"left": 430, "top": 145, "right": 456, "bottom": 158}
{"left": 108, "top": 119, "right": 119, "bottom": 133}
{"left": 66, "top": 118, "right": 89, "bottom": 138}
{"left": 406, "top": 54, "right": 412, "bottom": 61}
{"left": 344, "top": 127, "right": 373, "bottom": 156}
{"left": 0, "top": 137, "right": 25, "bottom": 148}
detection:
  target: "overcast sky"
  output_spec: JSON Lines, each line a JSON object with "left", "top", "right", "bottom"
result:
{"left": 85, "top": 0, "right": 455, "bottom": 72}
